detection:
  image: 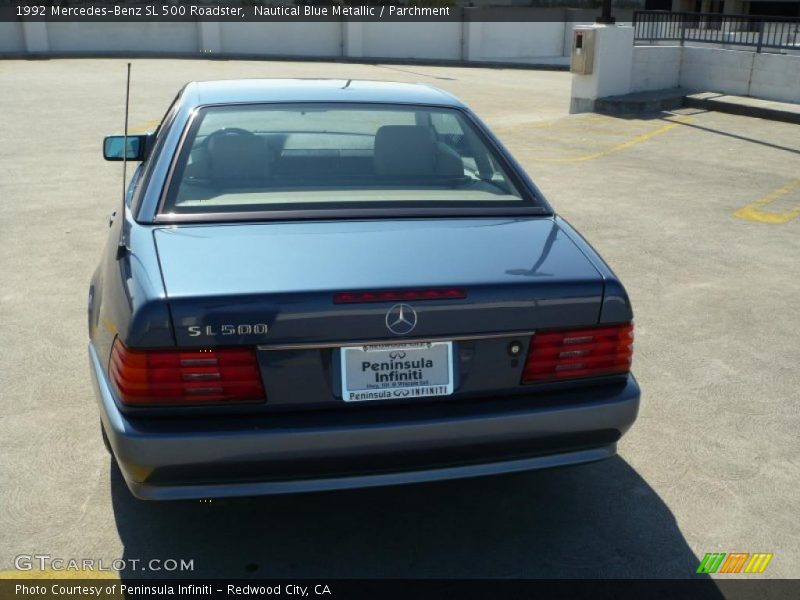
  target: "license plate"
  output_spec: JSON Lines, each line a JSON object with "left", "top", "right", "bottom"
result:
{"left": 340, "top": 341, "right": 454, "bottom": 402}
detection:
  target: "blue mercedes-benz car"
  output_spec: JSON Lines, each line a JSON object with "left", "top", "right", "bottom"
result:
{"left": 89, "top": 79, "right": 639, "bottom": 500}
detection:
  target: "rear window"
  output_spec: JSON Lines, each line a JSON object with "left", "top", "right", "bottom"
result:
{"left": 161, "top": 103, "right": 536, "bottom": 216}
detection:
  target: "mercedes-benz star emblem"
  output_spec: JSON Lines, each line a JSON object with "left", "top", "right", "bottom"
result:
{"left": 385, "top": 304, "right": 417, "bottom": 336}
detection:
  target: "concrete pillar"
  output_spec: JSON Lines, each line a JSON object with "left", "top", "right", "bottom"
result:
{"left": 343, "top": 21, "right": 364, "bottom": 58}
{"left": 569, "top": 24, "right": 635, "bottom": 114}
{"left": 22, "top": 22, "right": 49, "bottom": 53}
{"left": 198, "top": 22, "right": 222, "bottom": 54}
{"left": 462, "top": 20, "right": 482, "bottom": 62}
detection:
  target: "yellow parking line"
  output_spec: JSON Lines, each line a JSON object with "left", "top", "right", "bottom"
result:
{"left": 535, "top": 116, "right": 691, "bottom": 163}
{"left": 128, "top": 118, "right": 160, "bottom": 134}
{"left": 492, "top": 113, "right": 608, "bottom": 132}
{"left": 508, "top": 115, "right": 691, "bottom": 164}
{"left": 734, "top": 179, "right": 800, "bottom": 224}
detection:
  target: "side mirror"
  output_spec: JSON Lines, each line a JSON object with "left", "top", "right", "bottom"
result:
{"left": 103, "top": 135, "right": 148, "bottom": 161}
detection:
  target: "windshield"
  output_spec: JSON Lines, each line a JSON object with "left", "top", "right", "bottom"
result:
{"left": 161, "top": 103, "right": 536, "bottom": 216}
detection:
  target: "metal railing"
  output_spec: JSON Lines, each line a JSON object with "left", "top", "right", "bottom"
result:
{"left": 633, "top": 10, "right": 800, "bottom": 53}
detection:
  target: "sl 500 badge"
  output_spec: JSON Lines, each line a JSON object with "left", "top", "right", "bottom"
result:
{"left": 187, "top": 323, "right": 269, "bottom": 337}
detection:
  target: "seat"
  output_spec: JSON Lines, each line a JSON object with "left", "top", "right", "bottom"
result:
{"left": 373, "top": 125, "right": 463, "bottom": 179}
{"left": 206, "top": 131, "right": 271, "bottom": 188}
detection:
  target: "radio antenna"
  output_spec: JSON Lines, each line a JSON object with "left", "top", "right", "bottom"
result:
{"left": 122, "top": 62, "right": 131, "bottom": 211}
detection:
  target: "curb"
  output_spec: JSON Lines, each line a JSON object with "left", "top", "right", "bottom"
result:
{"left": 684, "top": 92, "right": 800, "bottom": 125}
{"left": 594, "top": 88, "right": 800, "bottom": 125}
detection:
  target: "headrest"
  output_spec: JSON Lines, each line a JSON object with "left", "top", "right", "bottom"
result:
{"left": 373, "top": 125, "right": 438, "bottom": 177}
{"left": 206, "top": 132, "right": 270, "bottom": 187}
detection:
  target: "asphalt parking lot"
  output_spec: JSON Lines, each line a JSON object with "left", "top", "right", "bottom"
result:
{"left": 0, "top": 58, "right": 798, "bottom": 580}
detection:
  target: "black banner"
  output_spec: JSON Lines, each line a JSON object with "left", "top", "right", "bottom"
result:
{"left": 0, "top": 1, "right": 628, "bottom": 22}
{"left": 2, "top": 580, "right": 800, "bottom": 600}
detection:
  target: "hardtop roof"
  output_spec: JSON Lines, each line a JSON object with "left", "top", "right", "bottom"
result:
{"left": 184, "top": 79, "right": 466, "bottom": 108}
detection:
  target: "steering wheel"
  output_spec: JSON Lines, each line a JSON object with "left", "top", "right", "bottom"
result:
{"left": 201, "top": 127, "right": 257, "bottom": 148}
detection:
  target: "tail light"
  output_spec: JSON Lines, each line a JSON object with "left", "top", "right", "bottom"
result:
{"left": 109, "top": 340, "right": 265, "bottom": 406}
{"left": 522, "top": 322, "right": 633, "bottom": 384}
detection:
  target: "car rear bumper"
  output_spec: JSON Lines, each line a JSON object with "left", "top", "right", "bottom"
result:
{"left": 89, "top": 343, "right": 640, "bottom": 500}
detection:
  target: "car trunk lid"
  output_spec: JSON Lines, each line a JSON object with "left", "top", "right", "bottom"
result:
{"left": 153, "top": 217, "right": 605, "bottom": 347}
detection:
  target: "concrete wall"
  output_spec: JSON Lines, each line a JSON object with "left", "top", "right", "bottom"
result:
{"left": 218, "top": 22, "right": 341, "bottom": 57}
{"left": 630, "top": 45, "right": 800, "bottom": 103}
{"left": 0, "top": 14, "right": 596, "bottom": 65}
{"left": 359, "top": 22, "right": 462, "bottom": 60}
{"left": 679, "top": 46, "right": 754, "bottom": 96}
{"left": 630, "top": 45, "right": 681, "bottom": 92}
{"left": 0, "top": 22, "right": 24, "bottom": 53}
{"left": 747, "top": 52, "right": 800, "bottom": 103}
{"left": 460, "top": 9, "right": 604, "bottom": 63}
{"left": 466, "top": 21, "right": 564, "bottom": 62}
{"left": 47, "top": 23, "right": 199, "bottom": 53}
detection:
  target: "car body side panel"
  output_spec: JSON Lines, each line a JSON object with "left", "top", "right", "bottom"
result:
{"left": 88, "top": 203, "right": 173, "bottom": 366}
{"left": 555, "top": 216, "right": 634, "bottom": 324}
